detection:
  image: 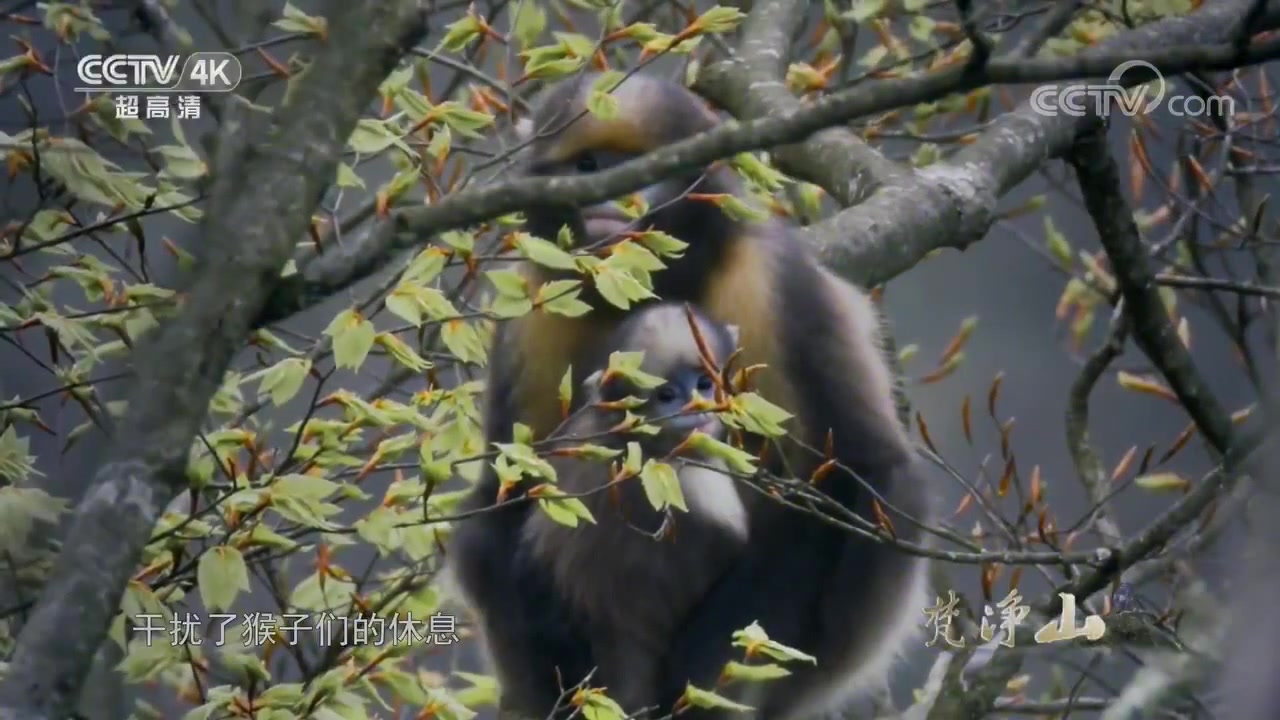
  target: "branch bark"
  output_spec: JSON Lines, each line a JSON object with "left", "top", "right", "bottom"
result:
{"left": 694, "top": 0, "right": 909, "bottom": 206}
{"left": 258, "top": 1, "right": 1280, "bottom": 325}
{"left": 0, "top": 2, "right": 429, "bottom": 717}
{"left": 1067, "top": 125, "right": 1236, "bottom": 452}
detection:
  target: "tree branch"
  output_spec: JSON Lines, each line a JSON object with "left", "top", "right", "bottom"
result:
{"left": 694, "top": 0, "right": 909, "bottom": 206}
{"left": 1067, "top": 124, "right": 1236, "bottom": 453}
{"left": 0, "top": 2, "right": 429, "bottom": 717}
{"left": 258, "top": 1, "right": 1280, "bottom": 325}
{"left": 808, "top": 0, "right": 1280, "bottom": 287}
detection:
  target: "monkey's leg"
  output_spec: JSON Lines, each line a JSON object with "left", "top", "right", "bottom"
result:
{"left": 591, "top": 625, "right": 667, "bottom": 719}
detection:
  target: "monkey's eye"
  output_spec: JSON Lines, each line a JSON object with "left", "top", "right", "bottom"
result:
{"left": 695, "top": 374, "right": 715, "bottom": 393}
{"left": 655, "top": 385, "right": 680, "bottom": 404}
{"left": 575, "top": 152, "right": 599, "bottom": 173}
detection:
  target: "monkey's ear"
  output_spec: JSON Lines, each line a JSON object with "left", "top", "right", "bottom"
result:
{"left": 724, "top": 324, "right": 741, "bottom": 348}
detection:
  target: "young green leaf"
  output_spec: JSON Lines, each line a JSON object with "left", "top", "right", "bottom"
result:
{"left": 535, "top": 485, "right": 596, "bottom": 527}
{"left": 721, "top": 660, "right": 793, "bottom": 682}
{"left": 685, "top": 433, "right": 758, "bottom": 474}
{"left": 376, "top": 332, "right": 432, "bottom": 372}
{"left": 197, "top": 546, "right": 250, "bottom": 612}
{"left": 641, "top": 460, "right": 688, "bottom": 512}
{"left": 680, "top": 684, "right": 756, "bottom": 712}
{"left": 515, "top": 232, "right": 580, "bottom": 270}
{"left": 324, "top": 309, "right": 377, "bottom": 369}
{"left": 259, "top": 357, "right": 312, "bottom": 407}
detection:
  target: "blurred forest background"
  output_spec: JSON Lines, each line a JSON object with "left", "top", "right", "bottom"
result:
{"left": 1, "top": 0, "right": 1279, "bottom": 719}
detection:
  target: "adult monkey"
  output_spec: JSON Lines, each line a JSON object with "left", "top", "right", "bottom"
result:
{"left": 448, "top": 71, "right": 931, "bottom": 719}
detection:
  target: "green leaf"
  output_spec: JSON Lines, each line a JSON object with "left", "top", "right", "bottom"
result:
{"left": 0, "top": 424, "right": 44, "bottom": 485}
{"left": 274, "top": 1, "right": 328, "bottom": 35}
{"left": 385, "top": 288, "right": 423, "bottom": 326}
{"left": 1133, "top": 472, "right": 1190, "bottom": 492}
{"left": 686, "top": 433, "right": 758, "bottom": 474}
{"left": 1044, "top": 216, "right": 1073, "bottom": 270}
{"left": 335, "top": 161, "right": 365, "bottom": 189}
{"left": 117, "top": 637, "right": 184, "bottom": 682}
{"left": 427, "top": 125, "right": 452, "bottom": 159}
{"left": 511, "top": 0, "right": 547, "bottom": 49}
{"left": 706, "top": 193, "right": 769, "bottom": 222}
{"left": 347, "top": 118, "right": 409, "bottom": 155}
{"left": 537, "top": 279, "right": 593, "bottom": 316}
{"left": 633, "top": 230, "right": 689, "bottom": 258}
{"left": 489, "top": 295, "right": 534, "bottom": 319}
{"left": 522, "top": 55, "right": 586, "bottom": 81}
{"left": 721, "top": 661, "right": 792, "bottom": 682}
{"left": 640, "top": 460, "right": 687, "bottom": 512}
{"left": 197, "top": 546, "right": 250, "bottom": 611}
{"left": 440, "top": 320, "right": 488, "bottom": 365}
{"left": 534, "top": 485, "right": 596, "bottom": 527}
{"left": 605, "top": 351, "right": 667, "bottom": 389}
{"left": 438, "top": 14, "right": 484, "bottom": 52}
{"left": 623, "top": 442, "right": 645, "bottom": 476}
{"left": 580, "top": 690, "right": 626, "bottom": 720}
{"left": 229, "top": 525, "right": 299, "bottom": 552}
{"left": 693, "top": 6, "right": 746, "bottom": 33}
{"left": 592, "top": 266, "right": 654, "bottom": 310}
{"left": 558, "top": 366, "right": 573, "bottom": 414}
{"left": 153, "top": 144, "right": 207, "bottom": 179}
{"left": 376, "top": 332, "right": 432, "bottom": 372}
{"left": 728, "top": 392, "right": 793, "bottom": 437}
{"left": 586, "top": 90, "right": 619, "bottom": 121}
{"left": 259, "top": 357, "right": 311, "bottom": 406}
{"left": 402, "top": 247, "right": 449, "bottom": 285}
{"left": 680, "top": 684, "right": 756, "bottom": 712}
{"left": 542, "top": 293, "right": 593, "bottom": 317}
{"left": 486, "top": 269, "right": 531, "bottom": 298}
{"left": 220, "top": 649, "right": 272, "bottom": 683}
{"left": 730, "top": 153, "right": 789, "bottom": 193}
{"left": 732, "top": 621, "right": 818, "bottom": 664}
{"left": 0, "top": 485, "right": 65, "bottom": 548}
{"left": 849, "top": 0, "right": 887, "bottom": 21}
{"left": 909, "top": 14, "right": 937, "bottom": 42}
{"left": 324, "top": 309, "right": 377, "bottom": 369}
{"left": 514, "top": 232, "right": 579, "bottom": 270}
{"left": 379, "top": 63, "right": 415, "bottom": 98}
{"left": 434, "top": 102, "right": 495, "bottom": 139}
{"left": 495, "top": 442, "right": 558, "bottom": 481}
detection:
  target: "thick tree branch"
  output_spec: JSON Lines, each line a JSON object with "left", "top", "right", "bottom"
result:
{"left": 694, "top": 0, "right": 909, "bottom": 206}
{"left": 808, "top": 0, "right": 1280, "bottom": 287}
{"left": 0, "top": 2, "right": 429, "bottom": 717}
{"left": 258, "top": 4, "right": 1280, "bottom": 325}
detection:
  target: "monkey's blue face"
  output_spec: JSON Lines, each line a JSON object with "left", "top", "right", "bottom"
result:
{"left": 648, "top": 367, "right": 718, "bottom": 435}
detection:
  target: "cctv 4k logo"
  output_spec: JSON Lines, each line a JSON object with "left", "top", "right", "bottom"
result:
{"left": 76, "top": 52, "right": 242, "bottom": 93}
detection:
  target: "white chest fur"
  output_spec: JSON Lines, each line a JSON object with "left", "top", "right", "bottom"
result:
{"left": 678, "top": 462, "right": 749, "bottom": 541}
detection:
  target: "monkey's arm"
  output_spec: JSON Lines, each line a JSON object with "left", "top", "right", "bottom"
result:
{"left": 449, "top": 322, "right": 600, "bottom": 715}
{"left": 450, "top": 503, "right": 597, "bottom": 716}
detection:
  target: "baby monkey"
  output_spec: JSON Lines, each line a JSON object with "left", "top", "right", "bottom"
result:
{"left": 520, "top": 302, "right": 748, "bottom": 716}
